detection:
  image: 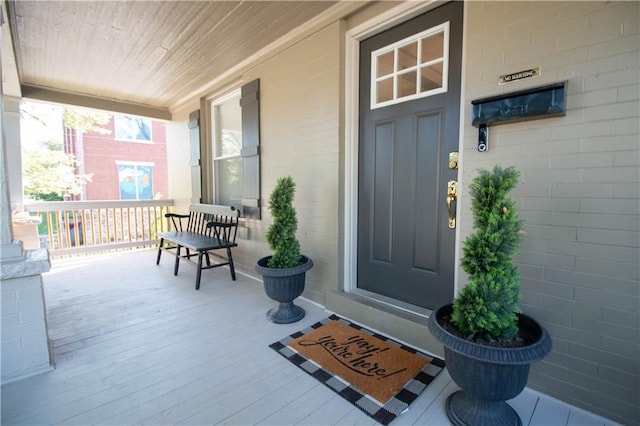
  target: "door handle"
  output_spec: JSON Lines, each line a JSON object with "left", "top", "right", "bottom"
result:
{"left": 447, "top": 180, "right": 458, "bottom": 229}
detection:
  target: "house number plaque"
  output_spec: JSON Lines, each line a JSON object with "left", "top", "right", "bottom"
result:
{"left": 499, "top": 67, "right": 541, "bottom": 85}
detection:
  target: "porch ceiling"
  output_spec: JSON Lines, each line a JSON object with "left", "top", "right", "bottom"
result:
{"left": 5, "top": 1, "right": 346, "bottom": 118}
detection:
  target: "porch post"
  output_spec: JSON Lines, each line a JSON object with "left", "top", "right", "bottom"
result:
{"left": 0, "top": 7, "right": 54, "bottom": 384}
{"left": 0, "top": 96, "right": 26, "bottom": 260}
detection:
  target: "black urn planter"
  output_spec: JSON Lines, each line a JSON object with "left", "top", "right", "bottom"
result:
{"left": 255, "top": 255, "right": 313, "bottom": 324}
{"left": 428, "top": 304, "right": 552, "bottom": 426}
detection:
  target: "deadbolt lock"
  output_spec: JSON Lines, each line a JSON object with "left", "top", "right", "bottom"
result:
{"left": 449, "top": 151, "right": 459, "bottom": 169}
{"left": 447, "top": 180, "right": 458, "bottom": 229}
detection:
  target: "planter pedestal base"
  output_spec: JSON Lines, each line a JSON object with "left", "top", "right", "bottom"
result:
{"left": 428, "top": 304, "right": 552, "bottom": 426}
{"left": 446, "top": 390, "right": 522, "bottom": 426}
{"left": 267, "top": 303, "right": 305, "bottom": 324}
{"left": 256, "top": 255, "right": 313, "bottom": 325}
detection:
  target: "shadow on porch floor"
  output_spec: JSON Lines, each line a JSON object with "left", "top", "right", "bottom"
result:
{"left": 1, "top": 249, "right": 617, "bottom": 425}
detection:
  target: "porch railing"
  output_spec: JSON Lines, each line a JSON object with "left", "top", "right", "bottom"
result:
{"left": 23, "top": 200, "right": 175, "bottom": 257}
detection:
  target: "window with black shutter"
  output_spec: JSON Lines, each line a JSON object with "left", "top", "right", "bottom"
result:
{"left": 204, "top": 79, "right": 261, "bottom": 219}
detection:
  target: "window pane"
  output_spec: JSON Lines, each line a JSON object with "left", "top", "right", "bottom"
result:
{"left": 397, "top": 71, "right": 417, "bottom": 98}
{"left": 136, "top": 166, "right": 153, "bottom": 200}
{"left": 215, "top": 94, "right": 242, "bottom": 157}
{"left": 118, "top": 165, "right": 137, "bottom": 200}
{"left": 421, "top": 33, "right": 444, "bottom": 63}
{"left": 115, "top": 115, "right": 152, "bottom": 142}
{"left": 370, "top": 22, "right": 449, "bottom": 109}
{"left": 220, "top": 129, "right": 241, "bottom": 157}
{"left": 397, "top": 42, "right": 417, "bottom": 71}
{"left": 215, "top": 158, "right": 242, "bottom": 209}
{"left": 119, "top": 165, "right": 153, "bottom": 200}
{"left": 377, "top": 77, "right": 393, "bottom": 103}
{"left": 420, "top": 62, "right": 443, "bottom": 92}
{"left": 376, "top": 51, "right": 394, "bottom": 78}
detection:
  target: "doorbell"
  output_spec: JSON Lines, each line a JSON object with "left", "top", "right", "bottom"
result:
{"left": 478, "top": 124, "right": 489, "bottom": 152}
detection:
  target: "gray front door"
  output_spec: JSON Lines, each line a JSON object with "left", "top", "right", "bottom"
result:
{"left": 357, "top": 2, "right": 463, "bottom": 310}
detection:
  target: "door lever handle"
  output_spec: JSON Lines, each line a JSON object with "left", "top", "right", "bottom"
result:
{"left": 447, "top": 180, "right": 458, "bottom": 229}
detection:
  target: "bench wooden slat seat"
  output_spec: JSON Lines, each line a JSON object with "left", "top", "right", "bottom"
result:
{"left": 156, "top": 204, "right": 240, "bottom": 290}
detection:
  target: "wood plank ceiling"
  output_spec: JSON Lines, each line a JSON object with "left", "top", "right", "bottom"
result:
{"left": 6, "top": 1, "right": 342, "bottom": 116}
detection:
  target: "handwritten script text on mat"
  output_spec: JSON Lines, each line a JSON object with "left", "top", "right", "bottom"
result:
{"left": 270, "top": 315, "right": 445, "bottom": 425}
{"left": 289, "top": 319, "right": 427, "bottom": 404}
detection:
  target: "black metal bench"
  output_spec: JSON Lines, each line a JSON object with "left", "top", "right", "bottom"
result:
{"left": 156, "top": 204, "right": 240, "bottom": 290}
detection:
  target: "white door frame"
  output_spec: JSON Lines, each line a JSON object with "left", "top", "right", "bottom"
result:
{"left": 343, "top": 0, "right": 465, "bottom": 312}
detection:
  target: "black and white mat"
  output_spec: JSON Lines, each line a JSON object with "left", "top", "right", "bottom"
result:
{"left": 269, "top": 314, "right": 446, "bottom": 425}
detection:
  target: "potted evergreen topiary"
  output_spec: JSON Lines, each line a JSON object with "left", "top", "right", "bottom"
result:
{"left": 428, "top": 165, "right": 552, "bottom": 426}
{"left": 255, "top": 176, "right": 313, "bottom": 323}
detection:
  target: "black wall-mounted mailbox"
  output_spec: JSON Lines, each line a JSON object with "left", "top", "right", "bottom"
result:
{"left": 471, "top": 81, "right": 567, "bottom": 128}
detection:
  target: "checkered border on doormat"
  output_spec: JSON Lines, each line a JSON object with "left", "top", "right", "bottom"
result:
{"left": 269, "top": 314, "right": 446, "bottom": 425}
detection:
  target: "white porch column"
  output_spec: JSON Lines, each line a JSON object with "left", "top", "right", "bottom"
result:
{"left": 1, "top": 249, "right": 53, "bottom": 384}
{"left": 1, "top": 5, "right": 54, "bottom": 384}
{"left": 0, "top": 95, "right": 54, "bottom": 383}
{"left": 4, "top": 96, "right": 23, "bottom": 210}
{"left": 0, "top": 97, "right": 22, "bottom": 260}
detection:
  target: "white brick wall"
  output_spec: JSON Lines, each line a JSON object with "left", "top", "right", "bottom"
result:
{"left": 232, "top": 22, "right": 342, "bottom": 304}
{"left": 463, "top": 2, "right": 639, "bottom": 424}
{"left": 1, "top": 274, "right": 53, "bottom": 384}
{"left": 165, "top": 2, "right": 638, "bottom": 422}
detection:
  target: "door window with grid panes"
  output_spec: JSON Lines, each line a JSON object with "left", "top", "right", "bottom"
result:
{"left": 371, "top": 22, "right": 449, "bottom": 109}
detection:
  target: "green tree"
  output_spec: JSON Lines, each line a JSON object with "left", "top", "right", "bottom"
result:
{"left": 22, "top": 139, "right": 93, "bottom": 201}
{"left": 451, "top": 165, "right": 525, "bottom": 341}
{"left": 21, "top": 103, "right": 111, "bottom": 201}
{"left": 265, "top": 176, "right": 301, "bottom": 268}
{"left": 63, "top": 109, "right": 111, "bottom": 135}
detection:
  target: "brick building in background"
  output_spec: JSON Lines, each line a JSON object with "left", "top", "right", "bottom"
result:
{"left": 64, "top": 114, "right": 168, "bottom": 201}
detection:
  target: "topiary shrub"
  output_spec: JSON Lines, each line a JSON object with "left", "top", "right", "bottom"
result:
{"left": 265, "top": 176, "right": 302, "bottom": 269}
{"left": 451, "top": 165, "right": 525, "bottom": 341}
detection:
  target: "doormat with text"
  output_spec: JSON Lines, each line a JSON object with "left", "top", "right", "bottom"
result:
{"left": 269, "top": 314, "right": 445, "bottom": 425}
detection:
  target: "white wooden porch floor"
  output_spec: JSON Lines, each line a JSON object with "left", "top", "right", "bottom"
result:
{"left": 2, "top": 249, "right": 617, "bottom": 425}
